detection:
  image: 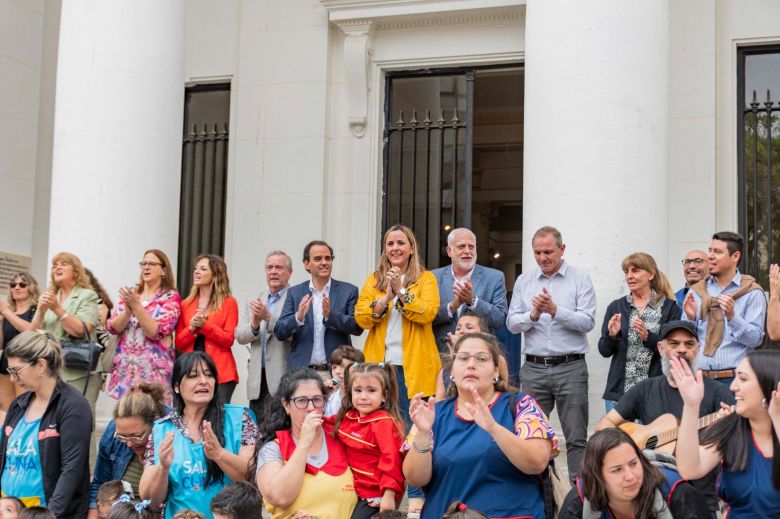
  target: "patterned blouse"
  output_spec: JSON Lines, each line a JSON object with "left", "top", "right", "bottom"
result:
{"left": 623, "top": 290, "right": 664, "bottom": 393}
{"left": 144, "top": 408, "right": 258, "bottom": 463}
{"left": 106, "top": 290, "right": 181, "bottom": 401}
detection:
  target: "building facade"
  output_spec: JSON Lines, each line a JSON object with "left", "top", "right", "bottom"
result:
{"left": 2, "top": 0, "right": 779, "bottom": 427}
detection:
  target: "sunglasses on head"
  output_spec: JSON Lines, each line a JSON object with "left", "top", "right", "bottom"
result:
{"left": 9, "top": 282, "right": 28, "bottom": 289}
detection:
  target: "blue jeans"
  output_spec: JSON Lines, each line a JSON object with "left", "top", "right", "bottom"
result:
{"left": 604, "top": 399, "right": 618, "bottom": 413}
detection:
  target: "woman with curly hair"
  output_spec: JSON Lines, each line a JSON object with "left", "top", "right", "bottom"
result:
{"left": 175, "top": 254, "right": 238, "bottom": 403}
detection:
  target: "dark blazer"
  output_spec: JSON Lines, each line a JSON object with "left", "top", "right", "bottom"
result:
{"left": 431, "top": 264, "right": 508, "bottom": 350}
{"left": 275, "top": 278, "right": 363, "bottom": 369}
{"left": 0, "top": 381, "right": 92, "bottom": 519}
{"left": 598, "top": 295, "right": 681, "bottom": 401}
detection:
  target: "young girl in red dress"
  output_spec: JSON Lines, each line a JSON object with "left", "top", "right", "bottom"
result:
{"left": 332, "top": 363, "right": 405, "bottom": 519}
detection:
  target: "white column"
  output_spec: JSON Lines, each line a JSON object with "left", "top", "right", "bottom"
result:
{"left": 49, "top": 0, "right": 184, "bottom": 294}
{"left": 522, "top": 0, "right": 669, "bottom": 427}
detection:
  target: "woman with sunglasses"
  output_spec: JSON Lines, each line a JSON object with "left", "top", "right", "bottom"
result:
{"left": 88, "top": 383, "right": 168, "bottom": 519}
{"left": 107, "top": 250, "right": 181, "bottom": 401}
{"left": 0, "top": 272, "right": 40, "bottom": 412}
{"left": 140, "top": 352, "right": 256, "bottom": 519}
{"left": 0, "top": 330, "right": 92, "bottom": 517}
{"left": 251, "top": 368, "right": 357, "bottom": 518}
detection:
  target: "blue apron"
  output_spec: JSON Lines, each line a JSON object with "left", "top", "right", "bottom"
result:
{"left": 153, "top": 405, "right": 246, "bottom": 519}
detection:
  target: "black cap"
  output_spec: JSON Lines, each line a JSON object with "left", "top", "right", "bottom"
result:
{"left": 659, "top": 320, "right": 698, "bottom": 341}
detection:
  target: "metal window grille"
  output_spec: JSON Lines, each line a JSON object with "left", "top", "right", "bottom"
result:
{"left": 382, "top": 70, "right": 474, "bottom": 268}
{"left": 737, "top": 46, "right": 780, "bottom": 289}
{"left": 178, "top": 85, "right": 230, "bottom": 295}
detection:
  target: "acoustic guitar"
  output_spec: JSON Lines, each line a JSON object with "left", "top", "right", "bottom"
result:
{"left": 619, "top": 407, "right": 732, "bottom": 454}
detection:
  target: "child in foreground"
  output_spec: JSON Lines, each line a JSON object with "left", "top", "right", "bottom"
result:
{"left": 210, "top": 481, "right": 262, "bottom": 519}
{"left": 332, "top": 362, "right": 405, "bottom": 519}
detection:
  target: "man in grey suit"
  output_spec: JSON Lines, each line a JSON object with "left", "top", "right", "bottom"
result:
{"left": 235, "top": 250, "right": 293, "bottom": 418}
{"left": 432, "top": 228, "right": 509, "bottom": 351}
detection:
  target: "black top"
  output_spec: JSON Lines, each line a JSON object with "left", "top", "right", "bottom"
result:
{"left": 597, "top": 296, "right": 681, "bottom": 401}
{"left": 0, "top": 381, "right": 92, "bottom": 518}
{"left": 614, "top": 374, "right": 734, "bottom": 513}
{"left": 1, "top": 306, "right": 36, "bottom": 347}
{"left": 559, "top": 479, "right": 709, "bottom": 519}
{"left": 1, "top": 306, "right": 36, "bottom": 372}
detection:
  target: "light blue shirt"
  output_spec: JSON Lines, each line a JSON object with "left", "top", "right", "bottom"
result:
{"left": 682, "top": 271, "right": 767, "bottom": 370}
{"left": 1, "top": 416, "right": 45, "bottom": 506}
{"left": 296, "top": 279, "right": 331, "bottom": 364}
{"left": 506, "top": 261, "right": 597, "bottom": 356}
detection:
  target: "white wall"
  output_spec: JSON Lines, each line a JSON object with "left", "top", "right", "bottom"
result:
{"left": 0, "top": 0, "right": 46, "bottom": 277}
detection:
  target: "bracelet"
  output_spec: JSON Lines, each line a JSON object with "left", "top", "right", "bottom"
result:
{"left": 58, "top": 312, "right": 69, "bottom": 322}
{"left": 369, "top": 300, "right": 389, "bottom": 320}
{"left": 412, "top": 438, "right": 433, "bottom": 454}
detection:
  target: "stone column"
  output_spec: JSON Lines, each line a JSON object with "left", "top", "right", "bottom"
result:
{"left": 49, "top": 0, "right": 184, "bottom": 293}
{"left": 522, "top": 0, "right": 670, "bottom": 430}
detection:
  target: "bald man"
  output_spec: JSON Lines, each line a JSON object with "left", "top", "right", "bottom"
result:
{"left": 675, "top": 250, "right": 707, "bottom": 307}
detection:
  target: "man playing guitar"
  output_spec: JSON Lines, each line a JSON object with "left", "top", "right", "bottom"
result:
{"left": 595, "top": 320, "right": 734, "bottom": 517}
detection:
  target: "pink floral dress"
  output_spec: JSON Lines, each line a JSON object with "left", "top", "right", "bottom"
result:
{"left": 106, "top": 290, "right": 181, "bottom": 401}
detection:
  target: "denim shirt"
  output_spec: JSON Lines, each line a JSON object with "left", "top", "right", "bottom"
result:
{"left": 89, "top": 420, "right": 134, "bottom": 508}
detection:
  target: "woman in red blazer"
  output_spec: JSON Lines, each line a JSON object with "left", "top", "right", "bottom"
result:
{"left": 175, "top": 254, "right": 239, "bottom": 403}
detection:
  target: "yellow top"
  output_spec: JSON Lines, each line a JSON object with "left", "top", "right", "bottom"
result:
{"left": 355, "top": 270, "right": 441, "bottom": 397}
{"left": 264, "top": 467, "right": 357, "bottom": 519}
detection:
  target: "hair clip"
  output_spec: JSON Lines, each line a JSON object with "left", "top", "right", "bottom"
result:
{"left": 458, "top": 503, "right": 468, "bottom": 511}
{"left": 135, "top": 500, "right": 152, "bottom": 512}
{"left": 113, "top": 494, "right": 133, "bottom": 507}
{"left": 378, "top": 362, "right": 385, "bottom": 368}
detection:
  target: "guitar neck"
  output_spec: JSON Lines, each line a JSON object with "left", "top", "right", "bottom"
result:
{"left": 658, "top": 407, "right": 732, "bottom": 445}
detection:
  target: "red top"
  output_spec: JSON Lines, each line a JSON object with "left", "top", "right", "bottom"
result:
{"left": 174, "top": 296, "right": 239, "bottom": 383}
{"left": 276, "top": 422, "right": 350, "bottom": 476}
{"left": 335, "top": 409, "right": 405, "bottom": 498}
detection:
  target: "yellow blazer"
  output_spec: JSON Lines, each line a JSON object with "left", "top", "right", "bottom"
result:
{"left": 355, "top": 270, "right": 441, "bottom": 398}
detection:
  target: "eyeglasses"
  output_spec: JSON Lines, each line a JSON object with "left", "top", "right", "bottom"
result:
{"left": 114, "top": 429, "right": 151, "bottom": 445}
{"left": 453, "top": 352, "right": 493, "bottom": 364}
{"left": 681, "top": 259, "right": 705, "bottom": 266}
{"left": 290, "top": 395, "right": 326, "bottom": 409}
{"left": 139, "top": 262, "right": 163, "bottom": 268}
{"left": 9, "top": 282, "right": 28, "bottom": 289}
{"left": 6, "top": 362, "right": 34, "bottom": 379}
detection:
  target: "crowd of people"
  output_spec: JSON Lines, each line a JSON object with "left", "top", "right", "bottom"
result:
{"left": 0, "top": 225, "right": 778, "bottom": 518}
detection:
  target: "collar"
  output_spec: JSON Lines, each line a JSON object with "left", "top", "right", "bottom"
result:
{"left": 707, "top": 270, "right": 741, "bottom": 290}
{"left": 268, "top": 285, "right": 289, "bottom": 299}
{"left": 308, "top": 278, "right": 332, "bottom": 295}
{"left": 344, "top": 408, "right": 394, "bottom": 424}
{"left": 450, "top": 265, "right": 475, "bottom": 283}
{"left": 536, "top": 260, "right": 568, "bottom": 279}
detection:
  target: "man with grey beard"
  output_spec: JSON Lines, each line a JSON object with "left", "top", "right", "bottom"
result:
{"left": 595, "top": 320, "right": 733, "bottom": 516}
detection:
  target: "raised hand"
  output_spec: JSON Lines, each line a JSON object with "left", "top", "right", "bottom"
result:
{"left": 298, "top": 410, "right": 324, "bottom": 450}
{"left": 322, "top": 295, "right": 330, "bottom": 319}
{"left": 387, "top": 266, "right": 403, "bottom": 296}
{"left": 770, "top": 264, "right": 780, "bottom": 301}
{"left": 768, "top": 381, "right": 780, "bottom": 424}
{"left": 409, "top": 393, "right": 435, "bottom": 434}
{"left": 607, "top": 313, "right": 621, "bottom": 337}
{"left": 669, "top": 356, "right": 704, "bottom": 407}
{"left": 716, "top": 294, "right": 735, "bottom": 320}
{"left": 462, "top": 386, "right": 498, "bottom": 435}
{"left": 159, "top": 431, "right": 175, "bottom": 470}
{"left": 202, "top": 421, "right": 225, "bottom": 462}
{"left": 683, "top": 291, "right": 697, "bottom": 320}
{"left": 296, "top": 294, "right": 312, "bottom": 322}
{"left": 631, "top": 317, "right": 648, "bottom": 341}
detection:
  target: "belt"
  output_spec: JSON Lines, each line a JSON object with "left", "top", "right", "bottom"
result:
{"left": 309, "top": 363, "right": 329, "bottom": 371}
{"left": 525, "top": 353, "right": 585, "bottom": 366}
{"left": 702, "top": 369, "right": 735, "bottom": 379}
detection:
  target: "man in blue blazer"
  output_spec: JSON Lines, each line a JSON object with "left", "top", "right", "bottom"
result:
{"left": 275, "top": 240, "right": 363, "bottom": 372}
{"left": 432, "top": 228, "right": 509, "bottom": 348}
